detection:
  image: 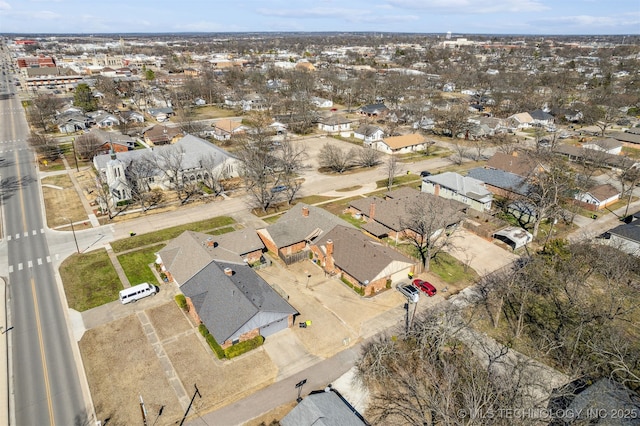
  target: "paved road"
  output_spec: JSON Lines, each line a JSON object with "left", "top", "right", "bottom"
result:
{"left": 0, "top": 46, "right": 91, "bottom": 425}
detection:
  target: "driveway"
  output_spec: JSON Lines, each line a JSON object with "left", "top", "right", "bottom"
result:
{"left": 446, "top": 228, "right": 519, "bottom": 276}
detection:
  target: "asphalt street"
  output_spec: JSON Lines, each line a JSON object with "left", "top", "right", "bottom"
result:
{"left": 0, "top": 48, "right": 92, "bottom": 425}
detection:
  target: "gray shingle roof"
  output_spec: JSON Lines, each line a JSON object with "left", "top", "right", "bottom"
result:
{"left": 180, "top": 260, "right": 297, "bottom": 343}
{"left": 467, "top": 167, "right": 531, "bottom": 196}
{"left": 424, "top": 171, "right": 493, "bottom": 203}
{"left": 316, "top": 225, "right": 413, "bottom": 284}
{"left": 260, "top": 204, "right": 354, "bottom": 248}
{"left": 281, "top": 390, "right": 367, "bottom": 426}
{"left": 93, "top": 134, "right": 236, "bottom": 172}
{"left": 349, "top": 188, "right": 466, "bottom": 232}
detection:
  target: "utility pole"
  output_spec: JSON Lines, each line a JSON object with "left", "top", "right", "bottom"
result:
{"left": 69, "top": 218, "right": 79, "bottom": 253}
{"left": 295, "top": 379, "right": 307, "bottom": 403}
{"left": 139, "top": 394, "right": 148, "bottom": 426}
{"left": 179, "top": 384, "right": 201, "bottom": 426}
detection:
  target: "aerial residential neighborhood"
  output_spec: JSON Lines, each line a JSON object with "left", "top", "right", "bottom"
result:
{"left": 0, "top": 7, "right": 639, "bottom": 426}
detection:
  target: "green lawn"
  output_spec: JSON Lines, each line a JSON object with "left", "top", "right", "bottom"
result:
{"left": 117, "top": 244, "right": 166, "bottom": 286}
{"left": 206, "top": 226, "right": 236, "bottom": 236}
{"left": 376, "top": 173, "right": 422, "bottom": 188}
{"left": 430, "top": 252, "right": 479, "bottom": 285}
{"left": 110, "top": 216, "right": 235, "bottom": 252}
{"left": 59, "top": 249, "right": 122, "bottom": 311}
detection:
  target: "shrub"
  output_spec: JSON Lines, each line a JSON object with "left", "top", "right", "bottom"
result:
{"left": 225, "top": 335, "right": 265, "bottom": 359}
{"left": 341, "top": 277, "right": 365, "bottom": 296}
{"left": 175, "top": 294, "right": 188, "bottom": 311}
{"left": 386, "top": 279, "right": 392, "bottom": 289}
{"left": 198, "top": 324, "right": 225, "bottom": 359}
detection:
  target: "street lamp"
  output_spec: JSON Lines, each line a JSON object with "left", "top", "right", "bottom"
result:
{"left": 63, "top": 217, "right": 80, "bottom": 253}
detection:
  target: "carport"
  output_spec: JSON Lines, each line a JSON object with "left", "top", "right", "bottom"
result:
{"left": 493, "top": 227, "right": 533, "bottom": 250}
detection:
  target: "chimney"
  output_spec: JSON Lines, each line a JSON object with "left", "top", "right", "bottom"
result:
{"left": 369, "top": 202, "right": 376, "bottom": 220}
{"left": 325, "top": 240, "right": 334, "bottom": 271}
{"left": 224, "top": 267, "right": 233, "bottom": 276}
{"left": 434, "top": 184, "right": 440, "bottom": 197}
{"left": 302, "top": 206, "right": 309, "bottom": 217}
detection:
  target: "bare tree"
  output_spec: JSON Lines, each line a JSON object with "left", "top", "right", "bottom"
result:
{"left": 152, "top": 145, "right": 201, "bottom": 204}
{"left": 433, "top": 104, "right": 471, "bottom": 138}
{"left": 353, "top": 146, "right": 382, "bottom": 168}
{"left": 318, "top": 143, "right": 355, "bottom": 173}
{"left": 399, "top": 195, "right": 464, "bottom": 271}
{"left": 74, "top": 134, "right": 103, "bottom": 160}
{"left": 125, "top": 156, "right": 164, "bottom": 211}
{"left": 27, "top": 133, "right": 60, "bottom": 162}
{"left": 385, "top": 154, "right": 401, "bottom": 190}
{"left": 28, "top": 94, "right": 62, "bottom": 133}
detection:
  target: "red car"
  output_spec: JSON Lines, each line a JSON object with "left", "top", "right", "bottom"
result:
{"left": 412, "top": 279, "right": 437, "bottom": 297}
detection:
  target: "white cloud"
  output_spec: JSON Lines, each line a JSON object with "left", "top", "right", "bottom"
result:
{"left": 0, "top": 1, "right": 11, "bottom": 10}
{"left": 387, "top": 0, "right": 549, "bottom": 14}
{"left": 257, "top": 7, "right": 367, "bottom": 19}
{"left": 531, "top": 14, "right": 637, "bottom": 29}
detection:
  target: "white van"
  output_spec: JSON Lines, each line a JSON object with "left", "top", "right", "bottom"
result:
{"left": 119, "top": 283, "right": 158, "bottom": 304}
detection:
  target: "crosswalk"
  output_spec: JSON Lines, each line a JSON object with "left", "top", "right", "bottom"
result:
{"left": 7, "top": 228, "right": 45, "bottom": 241}
{"left": 8, "top": 255, "right": 52, "bottom": 273}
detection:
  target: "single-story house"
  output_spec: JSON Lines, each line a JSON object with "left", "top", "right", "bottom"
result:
{"left": 485, "top": 151, "right": 541, "bottom": 177}
{"left": 467, "top": 167, "right": 532, "bottom": 198}
{"left": 346, "top": 187, "right": 467, "bottom": 244}
{"left": 147, "top": 107, "right": 174, "bottom": 122}
{"left": 574, "top": 183, "right": 620, "bottom": 211}
{"left": 311, "top": 97, "right": 333, "bottom": 108}
{"left": 143, "top": 124, "right": 183, "bottom": 146}
{"left": 257, "top": 204, "right": 354, "bottom": 262}
{"left": 422, "top": 171, "right": 493, "bottom": 212}
{"left": 310, "top": 225, "right": 416, "bottom": 296}
{"left": 582, "top": 138, "right": 623, "bottom": 155}
{"left": 610, "top": 131, "right": 640, "bottom": 146}
{"left": 157, "top": 231, "right": 297, "bottom": 348}
{"left": 281, "top": 388, "right": 368, "bottom": 426}
{"left": 93, "top": 111, "right": 120, "bottom": 128}
{"left": 357, "top": 103, "right": 388, "bottom": 117}
{"left": 78, "top": 128, "right": 135, "bottom": 157}
{"left": 372, "top": 133, "right": 430, "bottom": 154}
{"left": 529, "top": 109, "right": 555, "bottom": 128}
{"left": 354, "top": 125, "right": 384, "bottom": 144}
{"left": 608, "top": 212, "right": 640, "bottom": 255}
{"left": 507, "top": 112, "right": 534, "bottom": 129}
{"left": 212, "top": 119, "right": 248, "bottom": 141}
{"left": 119, "top": 110, "right": 145, "bottom": 123}
{"left": 317, "top": 116, "right": 352, "bottom": 133}
{"left": 552, "top": 144, "right": 639, "bottom": 171}
{"left": 56, "top": 111, "right": 91, "bottom": 133}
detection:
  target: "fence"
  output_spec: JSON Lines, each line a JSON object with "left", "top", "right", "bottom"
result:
{"left": 280, "top": 250, "right": 308, "bottom": 266}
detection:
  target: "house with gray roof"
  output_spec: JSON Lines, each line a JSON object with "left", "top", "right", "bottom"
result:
{"left": 93, "top": 134, "right": 240, "bottom": 207}
{"left": 573, "top": 183, "right": 620, "bottom": 211}
{"left": 310, "top": 225, "right": 416, "bottom": 296}
{"left": 467, "top": 167, "right": 532, "bottom": 198}
{"left": 421, "top": 171, "right": 493, "bottom": 212}
{"left": 607, "top": 211, "right": 640, "bottom": 256}
{"left": 257, "top": 204, "right": 354, "bottom": 262}
{"left": 353, "top": 125, "right": 384, "bottom": 145}
{"left": 281, "top": 388, "right": 368, "bottom": 426}
{"left": 157, "top": 230, "right": 296, "bottom": 347}
{"left": 346, "top": 187, "right": 466, "bottom": 243}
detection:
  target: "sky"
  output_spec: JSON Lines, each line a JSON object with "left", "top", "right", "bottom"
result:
{"left": 0, "top": 0, "right": 639, "bottom": 35}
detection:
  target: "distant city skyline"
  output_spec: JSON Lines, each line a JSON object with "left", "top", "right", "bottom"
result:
{"left": 0, "top": 0, "right": 638, "bottom": 36}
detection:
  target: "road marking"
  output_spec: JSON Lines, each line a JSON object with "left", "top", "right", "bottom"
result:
{"left": 24, "top": 231, "right": 28, "bottom": 237}
{"left": 28, "top": 260, "right": 33, "bottom": 268}
{"left": 41, "top": 228, "right": 44, "bottom": 233}
{"left": 6, "top": 235, "right": 10, "bottom": 241}
{"left": 8, "top": 265, "right": 12, "bottom": 273}
{"left": 18, "top": 263, "right": 22, "bottom": 270}
{"left": 32, "top": 229, "right": 36, "bottom": 235}
{"left": 15, "top": 233, "right": 19, "bottom": 239}
{"left": 55, "top": 254, "right": 59, "bottom": 261}
{"left": 37, "top": 258, "right": 42, "bottom": 265}
{"left": 31, "top": 277, "right": 56, "bottom": 425}
{"left": 46, "top": 256, "right": 51, "bottom": 263}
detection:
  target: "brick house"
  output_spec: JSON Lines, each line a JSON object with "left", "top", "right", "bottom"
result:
{"left": 310, "top": 225, "right": 416, "bottom": 296}
{"left": 346, "top": 188, "right": 467, "bottom": 244}
{"left": 157, "top": 230, "right": 296, "bottom": 348}
{"left": 257, "top": 204, "right": 354, "bottom": 262}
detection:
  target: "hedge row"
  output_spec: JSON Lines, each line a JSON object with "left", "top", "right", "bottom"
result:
{"left": 198, "top": 324, "right": 226, "bottom": 359}
{"left": 341, "top": 276, "right": 365, "bottom": 296}
{"left": 225, "top": 335, "right": 265, "bottom": 359}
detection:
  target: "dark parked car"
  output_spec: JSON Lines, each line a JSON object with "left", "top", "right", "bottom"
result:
{"left": 412, "top": 279, "right": 437, "bottom": 297}
{"left": 420, "top": 170, "right": 431, "bottom": 177}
